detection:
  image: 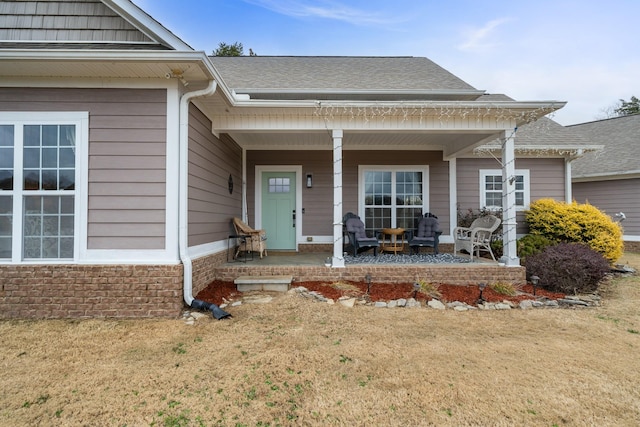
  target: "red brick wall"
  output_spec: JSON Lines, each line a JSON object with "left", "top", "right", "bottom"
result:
{"left": 0, "top": 264, "right": 183, "bottom": 319}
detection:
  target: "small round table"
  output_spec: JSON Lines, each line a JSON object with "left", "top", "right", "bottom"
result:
{"left": 380, "top": 228, "right": 405, "bottom": 254}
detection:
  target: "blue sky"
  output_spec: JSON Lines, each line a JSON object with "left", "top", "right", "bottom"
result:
{"left": 134, "top": 0, "right": 640, "bottom": 125}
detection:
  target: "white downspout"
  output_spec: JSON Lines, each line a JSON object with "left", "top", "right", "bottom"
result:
{"left": 179, "top": 80, "right": 217, "bottom": 306}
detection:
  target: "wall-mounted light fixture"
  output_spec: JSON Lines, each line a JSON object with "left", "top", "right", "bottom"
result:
{"left": 306, "top": 173, "right": 313, "bottom": 188}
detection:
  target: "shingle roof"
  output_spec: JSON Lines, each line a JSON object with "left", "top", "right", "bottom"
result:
{"left": 475, "top": 94, "right": 596, "bottom": 150}
{"left": 209, "top": 56, "right": 480, "bottom": 99}
{"left": 569, "top": 114, "right": 640, "bottom": 178}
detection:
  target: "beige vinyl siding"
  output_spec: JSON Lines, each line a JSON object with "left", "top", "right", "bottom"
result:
{"left": 246, "top": 150, "right": 450, "bottom": 235}
{"left": 187, "top": 105, "right": 242, "bottom": 247}
{"left": 0, "top": 87, "right": 168, "bottom": 250}
{"left": 0, "top": 1, "right": 154, "bottom": 42}
{"left": 574, "top": 178, "right": 639, "bottom": 237}
{"left": 457, "top": 157, "right": 566, "bottom": 233}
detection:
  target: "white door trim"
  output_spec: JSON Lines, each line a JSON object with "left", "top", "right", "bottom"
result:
{"left": 255, "top": 165, "right": 303, "bottom": 250}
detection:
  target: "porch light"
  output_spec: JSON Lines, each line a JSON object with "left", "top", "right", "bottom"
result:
{"left": 306, "top": 173, "right": 313, "bottom": 188}
{"left": 477, "top": 282, "right": 487, "bottom": 304}
{"left": 530, "top": 275, "right": 540, "bottom": 296}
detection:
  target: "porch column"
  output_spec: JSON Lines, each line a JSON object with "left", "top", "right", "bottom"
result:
{"left": 501, "top": 129, "right": 520, "bottom": 266}
{"left": 332, "top": 129, "right": 345, "bottom": 267}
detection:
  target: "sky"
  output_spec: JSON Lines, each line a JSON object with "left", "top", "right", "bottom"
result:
{"left": 134, "top": 0, "right": 640, "bottom": 126}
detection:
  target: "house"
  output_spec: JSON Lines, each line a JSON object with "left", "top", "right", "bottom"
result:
{"left": 0, "top": 0, "right": 596, "bottom": 318}
{"left": 569, "top": 114, "right": 640, "bottom": 251}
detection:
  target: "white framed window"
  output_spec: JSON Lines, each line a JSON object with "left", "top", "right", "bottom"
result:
{"left": 0, "top": 112, "right": 88, "bottom": 262}
{"left": 359, "top": 166, "right": 429, "bottom": 235}
{"left": 479, "top": 169, "right": 530, "bottom": 210}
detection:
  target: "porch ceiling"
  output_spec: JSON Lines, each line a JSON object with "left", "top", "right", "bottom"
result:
{"left": 226, "top": 130, "right": 499, "bottom": 153}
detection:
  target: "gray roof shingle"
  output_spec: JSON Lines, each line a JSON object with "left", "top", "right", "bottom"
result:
{"left": 209, "top": 56, "right": 480, "bottom": 97}
{"left": 569, "top": 114, "right": 640, "bottom": 178}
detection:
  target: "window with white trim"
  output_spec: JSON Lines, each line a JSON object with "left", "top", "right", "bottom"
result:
{"left": 479, "top": 169, "right": 530, "bottom": 210}
{"left": 360, "top": 167, "right": 429, "bottom": 235}
{"left": 0, "top": 113, "right": 87, "bottom": 261}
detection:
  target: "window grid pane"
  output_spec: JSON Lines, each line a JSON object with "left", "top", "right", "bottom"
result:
{"left": 0, "top": 125, "right": 14, "bottom": 191}
{"left": 0, "top": 195, "right": 12, "bottom": 259}
{"left": 23, "top": 195, "right": 74, "bottom": 259}
{"left": 268, "top": 177, "right": 290, "bottom": 193}
{"left": 23, "top": 125, "right": 75, "bottom": 191}
{"left": 364, "top": 169, "right": 425, "bottom": 234}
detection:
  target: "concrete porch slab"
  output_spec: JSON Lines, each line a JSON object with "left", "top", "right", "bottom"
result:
{"left": 234, "top": 275, "right": 293, "bottom": 292}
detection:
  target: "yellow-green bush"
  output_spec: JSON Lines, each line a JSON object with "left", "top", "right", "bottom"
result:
{"left": 525, "top": 198, "right": 623, "bottom": 263}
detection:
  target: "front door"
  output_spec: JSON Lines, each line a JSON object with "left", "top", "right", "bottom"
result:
{"left": 261, "top": 172, "right": 296, "bottom": 250}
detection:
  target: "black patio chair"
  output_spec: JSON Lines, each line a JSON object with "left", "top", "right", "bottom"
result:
{"left": 408, "top": 213, "right": 442, "bottom": 254}
{"left": 343, "top": 212, "right": 379, "bottom": 256}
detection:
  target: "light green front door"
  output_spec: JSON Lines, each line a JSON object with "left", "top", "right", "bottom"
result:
{"left": 262, "top": 172, "right": 296, "bottom": 250}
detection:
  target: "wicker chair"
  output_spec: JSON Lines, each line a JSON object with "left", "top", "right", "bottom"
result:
{"left": 232, "top": 217, "right": 268, "bottom": 259}
{"left": 453, "top": 215, "right": 501, "bottom": 261}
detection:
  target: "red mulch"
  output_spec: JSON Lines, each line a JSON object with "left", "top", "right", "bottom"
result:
{"left": 195, "top": 280, "right": 565, "bottom": 307}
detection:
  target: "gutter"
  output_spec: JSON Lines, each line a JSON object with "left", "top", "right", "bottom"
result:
{"left": 179, "top": 79, "right": 217, "bottom": 307}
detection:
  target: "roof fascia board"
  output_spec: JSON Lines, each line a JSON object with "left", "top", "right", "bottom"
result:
{"left": 573, "top": 171, "right": 640, "bottom": 182}
{"left": 235, "top": 88, "right": 487, "bottom": 96}
{"left": 102, "top": 0, "right": 193, "bottom": 51}
{"left": 471, "top": 145, "right": 603, "bottom": 157}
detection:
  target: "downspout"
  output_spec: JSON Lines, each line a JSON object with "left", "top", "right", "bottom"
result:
{"left": 179, "top": 80, "right": 217, "bottom": 307}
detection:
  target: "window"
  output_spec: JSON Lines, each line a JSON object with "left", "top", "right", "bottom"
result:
{"left": 479, "top": 169, "right": 530, "bottom": 210}
{"left": 360, "top": 167, "right": 428, "bottom": 235}
{"left": 0, "top": 113, "right": 87, "bottom": 262}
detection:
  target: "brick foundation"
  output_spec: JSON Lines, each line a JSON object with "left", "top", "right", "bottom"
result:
{"left": 624, "top": 241, "right": 640, "bottom": 253}
{"left": 0, "top": 264, "right": 183, "bottom": 319}
{"left": 191, "top": 250, "right": 229, "bottom": 296}
{"left": 215, "top": 263, "right": 526, "bottom": 286}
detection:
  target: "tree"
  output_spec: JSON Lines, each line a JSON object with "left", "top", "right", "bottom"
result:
{"left": 213, "top": 42, "right": 243, "bottom": 56}
{"left": 614, "top": 95, "right": 640, "bottom": 116}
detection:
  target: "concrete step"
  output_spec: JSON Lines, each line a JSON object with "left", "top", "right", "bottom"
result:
{"left": 234, "top": 275, "right": 293, "bottom": 292}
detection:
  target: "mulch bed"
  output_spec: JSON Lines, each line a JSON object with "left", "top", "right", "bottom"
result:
{"left": 196, "top": 280, "right": 565, "bottom": 307}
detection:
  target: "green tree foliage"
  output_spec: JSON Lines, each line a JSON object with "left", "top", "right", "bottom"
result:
{"left": 214, "top": 42, "right": 244, "bottom": 56}
{"left": 614, "top": 95, "right": 640, "bottom": 116}
{"left": 525, "top": 198, "right": 623, "bottom": 263}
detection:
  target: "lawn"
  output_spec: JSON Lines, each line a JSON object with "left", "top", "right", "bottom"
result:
{"left": 1, "top": 253, "right": 639, "bottom": 426}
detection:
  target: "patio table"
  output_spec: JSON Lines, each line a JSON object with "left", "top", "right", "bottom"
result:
{"left": 380, "top": 228, "right": 405, "bottom": 254}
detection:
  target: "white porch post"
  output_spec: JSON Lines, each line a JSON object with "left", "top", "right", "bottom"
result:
{"left": 332, "top": 129, "right": 345, "bottom": 267}
{"left": 501, "top": 129, "right": 520, "bottom": 266}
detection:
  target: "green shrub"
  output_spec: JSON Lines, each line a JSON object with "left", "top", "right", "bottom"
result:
{"left": 517, "top": 234, "right": 555, "bottom": 261}
{"left": 524, "top": 242, "right": 610, "bottom": 294}
{"left": 525, "top": 198, "right": 623, "bottom": 263}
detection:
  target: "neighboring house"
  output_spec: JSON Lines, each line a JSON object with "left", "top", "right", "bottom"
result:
{"left": 569, "top": 114, "right": 640, "bottom": 251}
{"left": 0, "top": 0, "right": 596, "bottom": 318}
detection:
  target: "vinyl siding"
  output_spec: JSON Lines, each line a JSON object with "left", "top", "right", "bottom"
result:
{"left": 456, "top": 157, "right": 566, "bottom": 233}
{"left": 187, "top": 105, "right": 242, "bottom": 247}
{"left": 573, "top": 178, "right": 639, "bottom": 237}
{"left": 246, "top": 150, "right": 450, "bottom": 235}
{"left": 0, "top": 0, "right": 154, "bottom": 43}
{"left": 0, "top": 87, "right": 168, "bottom": 250}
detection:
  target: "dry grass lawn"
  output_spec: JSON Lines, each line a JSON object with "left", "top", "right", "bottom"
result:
{"left": 1, "top": 254, "right": 640, "bottom": 426}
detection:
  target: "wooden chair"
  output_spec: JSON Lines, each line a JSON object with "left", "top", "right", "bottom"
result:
{"left": 343, "top": 212, "right": 379, "bottom": 256}
{"left": 453, "top": 215, "right": 501, "bottom": 261}
{"left": 408, "top": 214, "right": 442, "bottom": 254}
{"left": 232, "top": 217, "right": 268, "bottom": 259}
